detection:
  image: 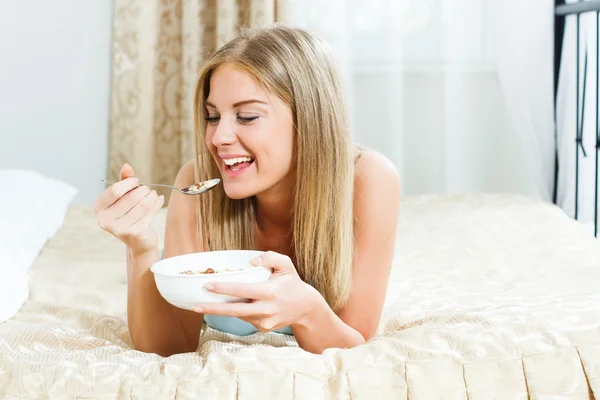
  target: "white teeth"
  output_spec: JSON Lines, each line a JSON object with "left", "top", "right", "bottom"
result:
{"left": 223, "top": 157, "right": 253, "bottom": 166}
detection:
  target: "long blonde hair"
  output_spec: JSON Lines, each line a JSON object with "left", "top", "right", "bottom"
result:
{"left": 192, "top": 25, "right": 354, "bottom": 311}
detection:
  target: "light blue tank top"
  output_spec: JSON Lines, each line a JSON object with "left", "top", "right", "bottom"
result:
{"left": 204, "top": 314, "right": 293, "bottom": 336}
{"left": 159, "top": 251, "right": 293, "bottom": 336}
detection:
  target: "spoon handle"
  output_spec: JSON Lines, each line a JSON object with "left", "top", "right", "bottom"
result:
{"left": 101, "top": 179, "right": 175, "bottom": 190}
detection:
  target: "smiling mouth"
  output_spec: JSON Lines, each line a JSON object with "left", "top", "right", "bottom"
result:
{"left": 223, "top": 156, "right": 255, "bottom": 172}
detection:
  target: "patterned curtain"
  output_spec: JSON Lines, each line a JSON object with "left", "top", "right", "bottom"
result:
{"left": 109, "top": 0, "right": 290, "bottom": 201}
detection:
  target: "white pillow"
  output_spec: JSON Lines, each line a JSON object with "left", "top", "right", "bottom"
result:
{"left": 0, "top": 169, "right": 77, "bottom": 323}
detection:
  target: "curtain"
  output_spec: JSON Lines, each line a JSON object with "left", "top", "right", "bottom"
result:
{"left": 109, "top": 0, "right": 285, "bottom": 200}
{"left": 285, "top": 0, "right": 555, "bottom": 198}
{"left": 491, "top": 0, "right": 555, "bottom": 203}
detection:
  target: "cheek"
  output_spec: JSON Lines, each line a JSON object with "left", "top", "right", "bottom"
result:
{"left": 259, "top": 132, "right": 294, "bottom": 176}
{"left": 204, "top": 129, "right": 218, "bottom": 159}
{"left": 204, "top": 128, "right": 213, "bottom": 148}
{"left": 284, "top": 130, "right": 295, "bottom": 163}
{"left": 280, "top": 126, "right": 295, "bottom": 170}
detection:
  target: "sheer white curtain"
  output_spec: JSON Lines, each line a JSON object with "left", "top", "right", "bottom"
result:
{"left": 283, "top": 0, "right": 555, "bottom": 199}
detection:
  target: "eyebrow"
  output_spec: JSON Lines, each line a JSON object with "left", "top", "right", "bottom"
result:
{"left": 205, "top": 99, "right": 268, "bottom": 109}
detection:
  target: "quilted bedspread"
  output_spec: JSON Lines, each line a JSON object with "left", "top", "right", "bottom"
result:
{"left": 1, "top": 193, "right": 600, "bottom": 399}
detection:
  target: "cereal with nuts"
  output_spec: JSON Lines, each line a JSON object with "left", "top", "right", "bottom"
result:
{"left": 179, "top": 267, "right": 234, "bottom": 275}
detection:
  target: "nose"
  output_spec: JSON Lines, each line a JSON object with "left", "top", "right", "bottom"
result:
{"left": 211, "top": 118, "right": 237, "bottom": 148}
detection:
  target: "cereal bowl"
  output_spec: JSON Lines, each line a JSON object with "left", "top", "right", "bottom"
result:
{"left": 150, "top": 250, "right": 271, "bottom": 310}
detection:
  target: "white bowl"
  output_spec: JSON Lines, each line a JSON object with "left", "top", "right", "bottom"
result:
{"left": 150, "top": 250, "right": 272, "bottom": 310}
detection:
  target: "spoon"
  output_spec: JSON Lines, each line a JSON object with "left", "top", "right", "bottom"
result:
{"left": 101, "top": 178, "right": 221, "bottom": 195}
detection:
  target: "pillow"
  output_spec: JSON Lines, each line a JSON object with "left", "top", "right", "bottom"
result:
{"left": 0, "top": 169, "right": 77, "bottom": 323}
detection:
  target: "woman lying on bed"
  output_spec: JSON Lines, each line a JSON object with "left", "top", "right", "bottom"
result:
{"left": 94, "top": 25, "right": 400, "bottom": 356}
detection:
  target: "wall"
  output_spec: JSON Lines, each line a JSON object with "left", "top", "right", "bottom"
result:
{"left": 0, "top": 1, "right": 113, "bottom": 205}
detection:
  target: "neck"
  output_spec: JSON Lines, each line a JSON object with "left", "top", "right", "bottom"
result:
{"left": 254, "top": 176, "right": 295, "bottom": 234}
{"left": 255, "top": 191, "right": 293, "bottom": 233}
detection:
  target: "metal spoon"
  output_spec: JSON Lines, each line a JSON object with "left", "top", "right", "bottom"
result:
{"left": 101, "top": 178, "right": 221, "bottom": 195}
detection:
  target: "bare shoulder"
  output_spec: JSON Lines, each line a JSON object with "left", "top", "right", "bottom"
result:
{"left": 354, "top": 150, "right": 401, "bottom": 200}
{"left": 174, "top": 159, "right": 197, "bottom": 187}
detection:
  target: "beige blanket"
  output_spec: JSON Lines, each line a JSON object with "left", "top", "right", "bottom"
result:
{"left": 1, "top": 194, "right": 599, "bottom": 399}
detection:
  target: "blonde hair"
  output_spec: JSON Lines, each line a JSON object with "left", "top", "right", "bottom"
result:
{"left": 192, "top": 25, "right": 354, "bottom": 311}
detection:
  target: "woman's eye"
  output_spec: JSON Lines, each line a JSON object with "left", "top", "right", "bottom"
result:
{"left": 237, "top": 116, "right": 259, "bottom": 125}
{"left": 204, "top": 116, "right": 220, "bottom": 125}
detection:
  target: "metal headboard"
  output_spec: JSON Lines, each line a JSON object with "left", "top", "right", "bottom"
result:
{"left": 555, "top": 0, "right": 600, "bottom": 236}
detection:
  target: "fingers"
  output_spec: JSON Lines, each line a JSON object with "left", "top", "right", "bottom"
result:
{"left": 239, "top": 316, "right": 279, "bottom": 333}
{"left": 97, "top": 185, "right": 163, "bottom": 237}
{"left": 205, "top": 282, "right": 276, "bottom": 301}
{"left": 193, "top": 301, "right": 266, "bottom": 318}
{"left": 250, "top": 251, "right": 296, "bottom": 274}
{"left": 129, "top": 192, "right": 165, "bottom": 230}
{"left": 94, "top": 163, "right": 137, "bottom": 214}
{"left": 94, "top": 177, "right": 140, "bottom": 213}
{"left": 112, "top": 189, "right": 160, "bottom": 229}
{"left": 100, "top": 185, "right": 151, "bottom": 221}
{"left": 111, "top": 193, "right": 164, "bottom": 246}
{"left": 94, "top": 163, "right": 163, "bottom": 254}
{"left": 120, "top": 163, "right": 135, "bottom": 181}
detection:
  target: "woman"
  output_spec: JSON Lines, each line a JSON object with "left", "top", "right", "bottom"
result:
{"left": 95, "top": 25, "right": 400, "bottom": 356}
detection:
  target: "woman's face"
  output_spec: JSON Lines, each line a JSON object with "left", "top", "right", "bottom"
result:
{"left": 205, "top": 63, "right": 295, "bottom": 200}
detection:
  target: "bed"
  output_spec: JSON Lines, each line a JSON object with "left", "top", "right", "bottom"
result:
{"left": 1, "top": 192, "right": 599, "bottom": 399}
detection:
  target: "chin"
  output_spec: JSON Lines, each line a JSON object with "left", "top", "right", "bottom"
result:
{"left": 223, "top": 185, "right": 255, "bottom": 200}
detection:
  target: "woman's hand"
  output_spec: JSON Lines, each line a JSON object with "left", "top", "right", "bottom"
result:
{"left": 94, "top": 163, "right": 165, "bottom": 256}
{"left": 193, "top": 251, "right": 323, "bottom": 333}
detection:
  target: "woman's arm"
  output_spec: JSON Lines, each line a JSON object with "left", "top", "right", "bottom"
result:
{"left": 126, "top": 247, "right": 191, "bottom": 356}
{"left": 127, "top": 161, "right": 204, "bottom": 356}
{"left": 291, "top": 152, "right": 401, "bottom": 353}
{"left": 291, "top": 286, "right": 366, "bottom": 353}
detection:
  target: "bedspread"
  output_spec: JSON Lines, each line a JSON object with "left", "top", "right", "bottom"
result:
{"left": 1, "top": 193, "right": 600, "bottom": 399}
